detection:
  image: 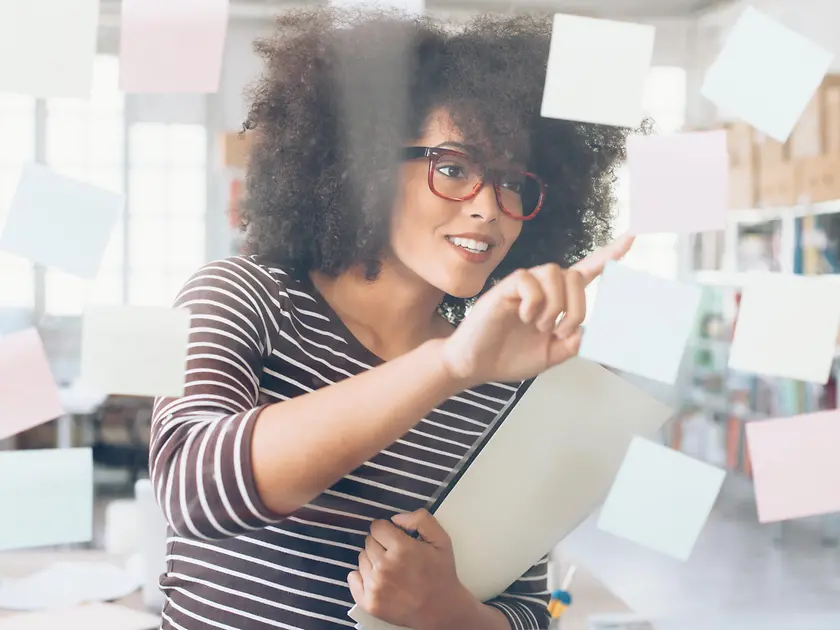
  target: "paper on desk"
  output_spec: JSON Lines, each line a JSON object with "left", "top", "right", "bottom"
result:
{"left": 0, "top": 164, "right": 122, "bottom": 279}
{"left": 728, "top": 272, "right": 840, "bottom": 384}
{"left": 0, "top": 0, "right": 98, "bottom": 98}
{"left": 578, "top": 262, "right": 702, "bottom": 385}
{"left": 0, "top": 449, "right": 93, "bottom": 551}
{"left": 329, "top": 0, "right": 425, "bottom": 13}
{"left": 627, "top": 131, "right": 728, "bottom": 235}
{"left": 120, "top": 0, "right": 230, "bottom": 93}
{"left": 0, "top": 603, "right": 160, "bottom": 630}
{"left": 0, "top": 561, "right": 140, "bottom": 611}
{"left": 540, "top": 13, "right": 655, "bottom": 128}
{"left": 597, "top": 437, "right": 725, "bottom": 561}
{"left": 0, "top": 328, "right": 64, "bottom": 441}
{"left": 746, "top": 410, "right": 840, "bottom": 523}
{"left": 80, "top": 305, "right": 190, "bottom": 398}
{"left": 351, "top": 357, "right": 672, "bottom": 630}
{"left": 701, "top": 6, "right": 833, "bottom": 143}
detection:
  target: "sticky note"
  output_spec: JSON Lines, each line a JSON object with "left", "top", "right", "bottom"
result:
{"left": 0, "top": 448, "right": 93, "bottom": 551}
{"left": 728, "top": 273, "right": 840, "bottom": 383}
{"left": 746, "top": 410, "right": 840, "bottom": 523}
{"left": 541, "top": 14, "right": 655, "bottom": 128}
{"left": 0, "top": 164, "right": 122, "bottom": 279}
{"left": 598, "top": 437, "right": 725, "bottom": 561}
{"left": 120, "top": 0, "right": 230, "bottom": 93}
{"left": 701, "top": 7, "right": 833, "bottom": 143}
{"left": 80, "top": 306, "right": 190, "bottom": 398}
{"left": 627, "top": 131, "right": 728, "bottom": 235}
{"left": 0, "top": 603, "right": 161, "bottom": 630}
{"left": 0, "top": 0, "right": 98, "bottom": 98}
{"left": 329, "top": 0, "right": 425, "bottom": 12}
{"left": 578, "top": 262, "right": 702, "bottom": 384}
{"left": 0, "top": 328, "right": 64, "bottom": 440}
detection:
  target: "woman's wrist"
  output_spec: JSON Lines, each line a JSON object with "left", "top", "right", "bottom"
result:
{"left": 424, "top": 337, "right": 478, "bottom": 395}
{"left": 416, "top": 583, "right": 482, "bottom": 630}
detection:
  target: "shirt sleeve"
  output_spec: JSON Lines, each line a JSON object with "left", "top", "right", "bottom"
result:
{"left": 485, "top": 557, "right": 552, "bottom": 630}
{"left": 149, "top": 257, "right": 286, "bottom": 540}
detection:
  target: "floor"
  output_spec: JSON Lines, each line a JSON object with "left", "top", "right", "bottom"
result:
{"left": 555, "top": 474, "right": 840, "bottom": 630}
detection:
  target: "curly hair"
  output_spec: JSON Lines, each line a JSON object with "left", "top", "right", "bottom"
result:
{"left": 242, "top": 8, "right": 631, "bottom": 319}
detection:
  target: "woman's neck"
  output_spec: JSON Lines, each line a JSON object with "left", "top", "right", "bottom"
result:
{"left": 310, "top": 261, "right": 451, "bottom": 361}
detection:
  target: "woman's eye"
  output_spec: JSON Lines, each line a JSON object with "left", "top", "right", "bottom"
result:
{"left": 437, "top": 164, "right": 466, "bottom": 179}
{"left": 500, "top": 179, "right": 523, "bottom": 193}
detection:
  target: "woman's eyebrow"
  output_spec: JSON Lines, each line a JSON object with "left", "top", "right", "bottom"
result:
{"left": 435, "top": 140, "right": 477, "bottom": 153}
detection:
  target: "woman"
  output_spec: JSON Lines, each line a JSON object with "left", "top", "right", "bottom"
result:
{"left": 151, "top": 8, "right": 633, "bottom": 630}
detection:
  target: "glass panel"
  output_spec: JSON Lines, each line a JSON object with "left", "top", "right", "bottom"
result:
{"left": 129, "top": 166, "right": 168, "bottom": 216}
{"left": 0, "top": 115, "right": 35, "bottom": 164}
{"left": 169, "top": 125, "right": 207, "bottom": 167}
{"left": 129, "top": 124, "right": 167, "bottom": 166}
{"left": 45, "top": 270, "right": 86, "bottom": 316}
{"left": 129, "top": 271, "right": 177, "bottom": 307}
{"left": 166, "top": 218, "right": 205, "bottom": 267}
{"left": 129, "top": 216, "right": 168, "bottom": 270}
{"left": 169, "top": 167, "right": 206, "bottom": 216}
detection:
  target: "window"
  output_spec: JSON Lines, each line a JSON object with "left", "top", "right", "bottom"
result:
{"left": 0, "top": 95, "right": 36, "bottom": 308}
{"left": 44, "top": 55, "right": 125, "bottom": 315}
{"left": 128, "top": 123, "right": 207, "bottom": 306}
{"left": 614, "top": 66, "right": 687, "bottom": 279}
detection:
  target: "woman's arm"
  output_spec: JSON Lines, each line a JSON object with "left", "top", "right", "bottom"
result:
{"left": 150, "top": 258, "right": 468, "bottom": 539}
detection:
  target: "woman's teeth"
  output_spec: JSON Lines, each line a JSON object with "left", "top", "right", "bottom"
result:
{"left": 447, "top": 236, "right": 490, "bottom": 253}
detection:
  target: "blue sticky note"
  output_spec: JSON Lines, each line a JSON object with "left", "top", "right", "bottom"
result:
{"left": 579, "top": 262, "right": 702, "bottom": 385}
{"left": 0, "top": 164, "right": 122, "bottom": 279}
{"left": 0, "top": 448, "right": 93, "bottom": 551}
{"left": 597, "top": 437, "right": 725, "bottom": 561}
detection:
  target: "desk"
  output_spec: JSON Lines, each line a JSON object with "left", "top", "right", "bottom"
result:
{"left": 0, "top": 549, "right": 154, "bottom": 619}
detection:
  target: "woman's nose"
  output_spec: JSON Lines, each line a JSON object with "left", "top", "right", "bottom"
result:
{"left": 466, "top": 185, "right": 500, "bottom": 223}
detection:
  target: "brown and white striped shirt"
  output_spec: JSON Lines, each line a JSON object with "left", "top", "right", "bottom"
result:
{"left": 150, "top": 256, "right": 550, "bottom": 630}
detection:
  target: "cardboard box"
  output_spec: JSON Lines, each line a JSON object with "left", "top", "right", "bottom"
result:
{"left": 729, "top": 166, "right": 757, "bottom": 210}
{"left": 824, "top": 85, "right": 840, "bottom": 154}
{"left": 725, "top": 122, "right": 754, "bottom": 169}
{"left": 220, "top": 131, "right": 253, "bottom": 170}
{"left": 788, "top": 75, "right": 840, "bottom": 157}
{"left": 796, "top": 154, "right": 840, "bottom": 203}
{"left": 789, "top": 93, "right": 822, "bottom": 159}
{"left": 757, "top": 163, "right": 797, "bottom": 207}
{"left": 754, "top": 131, "right": 788, "bottom": 170}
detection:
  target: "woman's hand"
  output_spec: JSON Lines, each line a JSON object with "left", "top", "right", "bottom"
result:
{"left": 442, "top": 235, "right": 634, "bottom": 387}
{"left": 348, "top": 509, "right": 476, "bottom": 630}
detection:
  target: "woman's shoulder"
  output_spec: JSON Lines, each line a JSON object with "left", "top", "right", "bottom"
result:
{"left": 186, "top": 255, "right": 307, "bottom": 297}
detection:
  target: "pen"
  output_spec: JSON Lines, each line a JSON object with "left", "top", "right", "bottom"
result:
{"left": 548, "top": 565, "right": 576, "bottom": 619}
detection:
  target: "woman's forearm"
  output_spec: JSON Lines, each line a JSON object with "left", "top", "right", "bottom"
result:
{"left": 251, "top": 338, "right": 469, "bottom": 515}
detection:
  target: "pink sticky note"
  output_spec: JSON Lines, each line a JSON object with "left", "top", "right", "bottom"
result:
{"left": 746, "top": 410, "right": 840, "bottom": 523}
{"left": 627, "top": 130, "right": 728, "bottom": 235}
{"left": 119, "top": 0, "right": 230, "bottom": 93}
{"left": 0, "top": 328, "right": 64, "bottom": 440}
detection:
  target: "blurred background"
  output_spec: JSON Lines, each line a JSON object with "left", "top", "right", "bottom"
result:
{"left": 1, "top": 1, "right": 839, "bottom": 629}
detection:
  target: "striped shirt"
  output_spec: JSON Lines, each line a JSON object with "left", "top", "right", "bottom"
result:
{"left": 150, "top": 256, "right": 551, "bottom": 630}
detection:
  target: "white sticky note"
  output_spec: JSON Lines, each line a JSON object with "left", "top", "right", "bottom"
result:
{"left": 701, "top": 7, "right": 833, "bottom": 143}
{"left": 0, "top": 448, "right": 93, "bottom": 551}
{"left": 0, "top": 0, "right": 98, "bottom": 98}
{"left": 120, "top": 0, "right": 230, "bottom": 93}
{"left": 598, "top": 437, "right": 725, "bottom": 561}
{"left": 329, "top": 0, "right": 424, "bottom": 12}
{"left": 578, "top": 262, "right": 702, "bottom": 384}
{"left": 541, "top": 14, "right": 655, "bottom": 128}
{"left": 80, "top": 306, "right": 191, "bottom": 398}
{"left": 728, "top": 273, "right": 840, "bottom": 383}
{"left": 0, "top": 164, "right": 122, "bottom": 279}
{"left": 0, "top": 603, "right": 161, "bottom": 630}
{"left": 627, "top": 131, "right": 729, "bottom": 235}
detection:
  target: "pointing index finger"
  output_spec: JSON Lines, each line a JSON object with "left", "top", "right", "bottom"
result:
{"left": 570, "top": 234, "right": 635, "bottom": 285}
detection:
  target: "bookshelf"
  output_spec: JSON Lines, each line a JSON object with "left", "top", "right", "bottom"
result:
{"left": 675, "top": 199, "right": 840, "bottom": 546}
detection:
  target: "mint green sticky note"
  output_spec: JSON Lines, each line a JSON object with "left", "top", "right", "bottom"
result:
{"left": 0, "top": 448, "right": 93, "bottom": 551}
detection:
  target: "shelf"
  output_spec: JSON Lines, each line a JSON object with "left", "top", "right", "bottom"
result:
{"left": 728, "top": 199, "right": 840, "bottom": 225}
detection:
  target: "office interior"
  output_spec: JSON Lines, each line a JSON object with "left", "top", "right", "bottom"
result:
{"left": 1, "top": 1, "right": 839, "bottom": 629}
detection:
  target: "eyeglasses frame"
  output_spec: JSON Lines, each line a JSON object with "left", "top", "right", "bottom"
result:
{"left": 402, "top": 146, "right": 547, "bottom": 221}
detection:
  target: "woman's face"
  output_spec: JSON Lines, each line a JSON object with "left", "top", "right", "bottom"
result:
{"left": 389, "top": 110, "right": 524, "bottom": 299}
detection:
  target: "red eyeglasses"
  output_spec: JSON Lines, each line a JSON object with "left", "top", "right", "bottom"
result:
{"left": 402, "top": 146, "right": 547, "bottom": 221}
